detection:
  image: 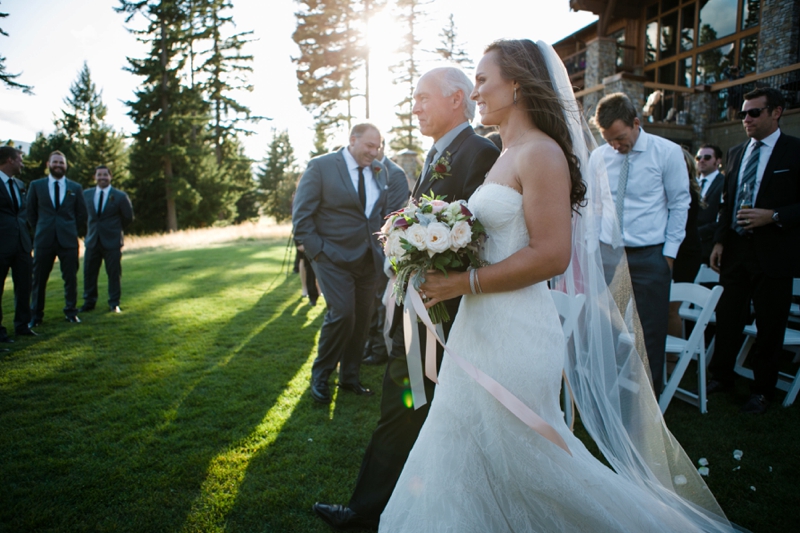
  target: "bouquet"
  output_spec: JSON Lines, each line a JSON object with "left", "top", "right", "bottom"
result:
{"left": 379, "top": 194, "right": 487, "bottom": 324}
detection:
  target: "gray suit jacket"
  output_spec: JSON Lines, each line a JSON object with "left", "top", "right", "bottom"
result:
{"left": 384, "top": 156, "right": 411, "bottom": 215}
{"left": 292, "top": 148, "right": 388, "bottom": 269}
{"left": 0, "top": 176, "right": 31, "bottom": 255}
{"left": 27, "top": 177, "right": 87, "bottom": 250}
{"left": 84, "top": 186, "right": 134, "bottom": 249}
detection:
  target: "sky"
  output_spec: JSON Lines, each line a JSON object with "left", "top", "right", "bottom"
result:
{"left": 0, "top": 0, "right": 597, "bottom": 165}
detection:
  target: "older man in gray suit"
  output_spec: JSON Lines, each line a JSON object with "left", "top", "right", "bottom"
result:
{"left": 27, "top": 151, "right": 87, "bottom": 325}
{"left": 293, "top": 123, "right": 388, "bottom": 404}
{"left": 80, "top": 165, "right": 134, "bottom": 314}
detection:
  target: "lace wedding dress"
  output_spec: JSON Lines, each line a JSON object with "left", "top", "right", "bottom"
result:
{"left": 378, "top": 183, "right": 714, "bottom": 532}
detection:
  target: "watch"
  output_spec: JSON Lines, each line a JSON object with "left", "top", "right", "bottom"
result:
{"left": 772, "top": 211, "right": 781, "bottom": 224}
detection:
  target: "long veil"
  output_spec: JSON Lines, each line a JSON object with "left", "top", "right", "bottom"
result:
{"left": 538, "top": 40, "right": 736, "bottom": 531}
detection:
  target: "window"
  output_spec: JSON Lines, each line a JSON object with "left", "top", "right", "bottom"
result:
{"left": 696, "top": 42, "right": 735, "bottom": 85}
{"left": 660, "top": 11, "right": 679, "bottom": 59}
{"left": 741, "top": 0, "right": 760, "bottom": 30}
{"left": 612, "top": 29, "right": 626, "bottom": 67}
{"left": 680, "top": 4, "right": 695, "bottom": 52}
{"left": 646, "top": 3, "right": 659, "bottom": 20}
{"left": 659, "top": 62, "right": 677, "bottom": 85}
{"left": 739, "top": 34, "right": 758, "bottom": 74}
{"left": 698, "top": 0, "right": 738, "bottom": 46}
{"left": 646, "top": 21, "right": 659, "bottom": 64}
{"left": 678, "top": 57, "right": 693, "bottom": 87}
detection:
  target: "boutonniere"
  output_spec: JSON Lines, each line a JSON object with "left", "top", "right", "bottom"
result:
{"left": 372, "top": 165, "right": 382, "bottom": 176}
{"left": 67, "top": 190, "right": 75, "bottom": 197}
{"left": 110, "top": 195, "right": 116, "bottom": 202}
{"left": 430, "top": 151, "right": 452, "bottom": 181}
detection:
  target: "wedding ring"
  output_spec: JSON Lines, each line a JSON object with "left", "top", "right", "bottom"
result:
{"left": 745, "top": 219, "right": 751, "bottom": 225}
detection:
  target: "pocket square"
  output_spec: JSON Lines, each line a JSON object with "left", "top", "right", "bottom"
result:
{"left": 773, "top": 169, "right": 790, "bottom": 174}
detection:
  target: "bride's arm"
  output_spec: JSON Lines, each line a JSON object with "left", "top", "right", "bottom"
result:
{"left": 421, "top": 139, "right": 572, "bottom": 306}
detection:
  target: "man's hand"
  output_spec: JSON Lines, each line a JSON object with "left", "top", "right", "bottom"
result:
{"left": 296, "top": 244, "right": 305, "bottom": 253}
{"left": 710, "top": 243, "right": 723, "bottom": 273}
{"left": 736, "top": 208, "right": 775, "bottom": 230}
{"left": 664, "top": 256, "right": 674, "bottom": 270}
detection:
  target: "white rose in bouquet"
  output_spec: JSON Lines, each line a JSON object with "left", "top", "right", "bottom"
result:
{"left": 449, "top": 220, "right": 472, "bottom": 251}
{"left": 425, "top": 222, "right": 451, "bottom": 257}
{"left": 385, "top": 230, "right": 407, "bottom": 259}
{"left": 405, "top": 224, "right": 428, "bottom": 251}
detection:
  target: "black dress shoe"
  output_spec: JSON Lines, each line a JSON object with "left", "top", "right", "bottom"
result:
{"left": 0, "top": 336, "right": 13, "bottom": 344}
{"left": 15, "top": 328, "right": 37, "bottom": 337}
{"left": 65, "top": 315, "right": 81, "bottom": 324}
{"left": 706, "top": 379, "right": 733, "bottom": 394}
{"left": 310, "top": 380, "right": 332, "bottom": 404}
{"left": 79, "top": 304, "right": 95, "bottom": 313}
{"left": 362, "top": 354, "right": 388, "bottom": 366}
{"left": 313, "top": 503, "right": 378, "bottom": 531}
{"left": 741, "top": 394, "right": 769, "bottom": 414}
{"left": 109, "top": 306, "right": 122, "bottom": 313}
{"left": 338, "top": 382, "right": 374, "bottom": 396}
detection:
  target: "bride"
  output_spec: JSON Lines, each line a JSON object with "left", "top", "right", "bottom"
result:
{"left": 378, "top": 40, "right": 737, "bottom": 532}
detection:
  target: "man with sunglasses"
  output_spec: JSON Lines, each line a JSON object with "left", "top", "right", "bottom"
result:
{"left": 695, "top": 145, "right": 724, "bottom": 265}
{"left": 709, "top": 87, "right": 800, "bottom": 414}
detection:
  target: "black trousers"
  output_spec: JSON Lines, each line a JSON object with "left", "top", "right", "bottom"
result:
{"left": 309, "top": 252, "right": 378, "bottom": 385}
{"left": 0, "top": 246, "right": 32, "bottom": 335}
{"left": 31, "top": 245, "right": 80, "bottom": 320}
{"left": 83, "top": 244, "right": 123, "bottom": 307}
{"left": 348, "top": 300, "right": 456, "bottom": 521}
{"left": 710, "top": 235, "right": 793, "bottom": 398}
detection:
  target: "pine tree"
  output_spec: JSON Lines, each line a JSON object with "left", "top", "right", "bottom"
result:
{"left": 434, "top": 14, "right": 471, "bottom": 67}
{"left": 293, "top": 0, "right": 365, "bottom": 145}
{"left": 388, "top": 0, "right": 423, "bottom": 154}
{"left": 258, "top": 130, "right": 297, "bottom": 223}
{"left": 0, "top": 7, "right": 33, "bottom": 94}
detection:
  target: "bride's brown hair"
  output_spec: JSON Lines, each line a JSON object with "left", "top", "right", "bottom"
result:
{"left": 484, "top": 39, "right": 586, "bottom": 210}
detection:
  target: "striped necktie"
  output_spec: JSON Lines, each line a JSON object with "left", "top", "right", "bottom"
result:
{"left": 612, "top": 153, "right": 630, "bottom": 247}
{"left": 733, "top": 141, "right": 762, "bottom": 235}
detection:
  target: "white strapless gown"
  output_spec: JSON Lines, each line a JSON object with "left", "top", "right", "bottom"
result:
{"left": 379, "top": 183, "right": 710, "bottom": 533}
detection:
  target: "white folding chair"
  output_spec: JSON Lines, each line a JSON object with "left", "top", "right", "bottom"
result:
{"left": 733, "top": 279, "right": 800, "bottom": 407}
{"left": 551, "top": 290, "right": 586, "bottom": 429}
{"left": 678, "top": 264, "right": 720, "bottom": 363}
{"left": 660, "top": 283, "right": 724, "bottom": 414}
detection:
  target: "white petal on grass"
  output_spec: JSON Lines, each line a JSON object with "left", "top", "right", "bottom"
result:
{"left": 698, "top": 466, "right": 709, "bottom": 476}
{"left": 733, "top": 449, "right": 743, "bottom": 460}
{"left": 698, "top": 458, "right": 709, "bottom": 466}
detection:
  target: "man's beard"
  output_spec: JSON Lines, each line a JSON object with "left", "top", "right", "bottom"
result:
{"left": 51, "top": 168, "right": 66, "bottom": 178}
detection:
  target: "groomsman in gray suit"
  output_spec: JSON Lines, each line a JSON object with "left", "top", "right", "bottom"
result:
{"left": 27, "top": 151, "right": 88, "bottom": 325}
{"left": 292, "top": 123, "right": 388, "bottom": 404}
{"left": 80, "top": 166, "right": 134, "bottom": 314}
{"left": 0, "top": 146, "right": 36, "bottom": 343}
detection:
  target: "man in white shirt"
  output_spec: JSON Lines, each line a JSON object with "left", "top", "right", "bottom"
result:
{"left": 592, "top": 93, "right": 690, "bottom": 398}
{"left": 708, "top": 88, "right": 800, "bottom": 414}
{"left": 695, "top": 144, "right": 725, "bottom": 265}
{"left": 292, "top": 123, "right": 388, "bottom": 404}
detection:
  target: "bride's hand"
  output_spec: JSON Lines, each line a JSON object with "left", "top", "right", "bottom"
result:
{"left": 418, "top": 269, "right": 469, "bottom": 309}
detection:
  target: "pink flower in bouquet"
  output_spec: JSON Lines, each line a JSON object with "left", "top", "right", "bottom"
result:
{"left": 430, "top": 199, "right": 447, "bottom": 214}
{"left": 449, "top": 220, "right": 472, "bottom": 250}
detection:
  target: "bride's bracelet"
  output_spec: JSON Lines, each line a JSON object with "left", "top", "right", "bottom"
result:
{"left": 469, "top": 267, "right": 483, "bottom": 295}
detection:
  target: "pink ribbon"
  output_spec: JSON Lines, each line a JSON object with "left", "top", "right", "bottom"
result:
{"left": 405, "top": 285, "right": 572, "bottom": 456}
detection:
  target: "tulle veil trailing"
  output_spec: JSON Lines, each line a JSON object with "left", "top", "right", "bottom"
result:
{"left": 538, "top": 40, "right": 737, "bottom": 531}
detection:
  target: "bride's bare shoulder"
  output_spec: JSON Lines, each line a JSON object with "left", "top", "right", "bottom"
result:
{"left": 516, "top": 134, "right": 568, "bottom": 179}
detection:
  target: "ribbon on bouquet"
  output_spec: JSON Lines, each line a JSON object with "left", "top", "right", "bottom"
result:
{"left": 400, "top": 284, "right": 572, "bottom": 456}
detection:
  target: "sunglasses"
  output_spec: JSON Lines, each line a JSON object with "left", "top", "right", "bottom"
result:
{"left": 736, "top": 107, "right": 770, "bottom": 120}
{"left": 695, "top": 154, "right": 714, "bottom": 161}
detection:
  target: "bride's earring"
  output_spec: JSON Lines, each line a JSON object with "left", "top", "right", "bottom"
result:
{"left": 513, "top": 87, "right": 517, "bottom": 104}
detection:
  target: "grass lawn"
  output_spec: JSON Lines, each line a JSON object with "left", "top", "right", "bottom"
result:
{"left": 1, "top": 231, "right": 798, "bottom": 532}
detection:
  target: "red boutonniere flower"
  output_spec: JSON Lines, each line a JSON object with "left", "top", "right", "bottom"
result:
{"left": 373, "top": 165, "right": 382, "bottom": 176}
{"left": 430, "top": 151, "right": 452, "bottom": 181}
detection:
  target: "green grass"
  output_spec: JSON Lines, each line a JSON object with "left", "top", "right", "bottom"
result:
{"left": 1, "top": 237, "right": 798, "bottom": 532}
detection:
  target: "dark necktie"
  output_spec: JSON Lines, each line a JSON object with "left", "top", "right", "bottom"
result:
{"left": 423, "top": 145, "right": 437, "bottom": 178}
{"left": 733, "top": 141, "right": 762, "bottom": 234}
{"left": 54, "top": 181, "right": 61, "bottom": 210}
{"left": 7, "top": 180, "right": 19, "bottom": 212}
{"left": 357, "top": 166, "right": 366, "bottom": 210}
{"left": 699, "top": 177, "right": 706, "bottom": 195}
{"left": 97, "top": 190, "right": 105, "bottom": 216}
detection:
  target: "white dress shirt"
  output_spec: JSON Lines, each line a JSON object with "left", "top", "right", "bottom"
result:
{"left": 48, "top": 174, "right": 67, "bottom": 207}
{"left": 342, "top": 146, "right": 380, "bottom": 216}
{"left": 699, "top": 169, "right": 720, "bottom": 199}
{"left": 593, "top": 128, "right": 690, "bottom": 258}
{"left": 1, "top": 170, "right": 19, "bottom": 203}
{"left": 738, "top": 128, "right": 781, "bottom": 201}
{"left": 429, "top": 121, "right": 470, "bottom": 166}
{"left": 94, "top": 185, "right": 112, "bottom": 213}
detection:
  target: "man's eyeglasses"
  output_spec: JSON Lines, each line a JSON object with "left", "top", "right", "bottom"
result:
{"left": 695, "top": 154, "right": 714, "bottom": 161}
{"left": 736, "top": 107, "right": 770, "bottom": 120}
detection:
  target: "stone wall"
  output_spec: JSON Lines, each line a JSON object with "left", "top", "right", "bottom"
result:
{"left": 758, "top": 0, "right": 800, "bottom": 72}
{"left": 584, "top": 37, "right": 617, "bottom": 114}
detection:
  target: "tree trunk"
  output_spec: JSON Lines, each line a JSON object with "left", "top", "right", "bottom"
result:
{"left": 161, "top": 15, "right": 178, "bottom": 232}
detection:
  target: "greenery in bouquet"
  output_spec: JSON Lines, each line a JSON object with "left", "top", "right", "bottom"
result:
{"left": 379, "top": 194, "right": 487, "bottom": 324}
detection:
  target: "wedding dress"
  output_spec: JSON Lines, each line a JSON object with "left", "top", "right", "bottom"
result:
{"left": 378, "top": 182, "right": 721, "bottom": 532}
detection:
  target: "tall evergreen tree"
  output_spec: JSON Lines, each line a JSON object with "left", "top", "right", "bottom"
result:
{"left": 434, "top": 14, "right": 472, "bottom": 67}
{"left": 293, "top": 0, "right": 365, "bottom": 145}
{"left": 0, "top": 6, "right": 32, "bottom": 94}
{"left": 258, "top": 130, "right": 297, "bottom": 223}
{"left": 388, "top": 0, "right": 423, "bottom": 154}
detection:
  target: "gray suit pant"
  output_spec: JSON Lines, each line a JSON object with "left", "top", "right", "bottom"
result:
{"left": 83, "top": 244, "right": 122, "bottom": 308}
{"left": 31, "top": 245, "right": 80, "bottom": 320}
{"left": 310, "top": 252, "right": 378, "bottom": 385}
